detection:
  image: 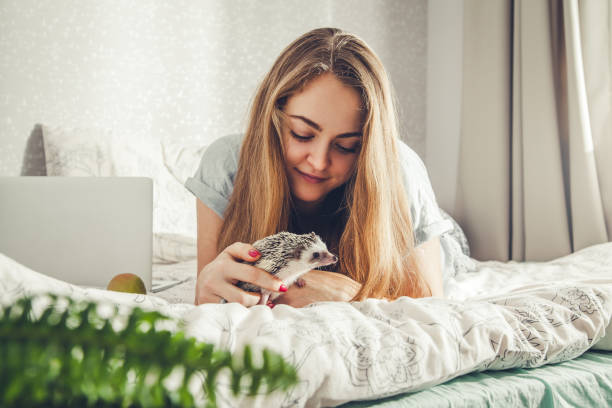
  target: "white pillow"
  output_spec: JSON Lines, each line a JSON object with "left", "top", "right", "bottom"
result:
{"left": 41, "top": 124, "right": 197, "bottom": 262}
{"left": 160, "top": 139, "right": 209, "bottom": 186}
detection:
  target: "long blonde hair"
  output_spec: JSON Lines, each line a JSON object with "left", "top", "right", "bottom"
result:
{"left": 218, "top": 27, "right": 429, "bottom": 300}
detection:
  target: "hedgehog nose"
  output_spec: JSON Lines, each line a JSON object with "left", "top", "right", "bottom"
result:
{"left": 332, "top": 255, "right": 338, "bottom": 263}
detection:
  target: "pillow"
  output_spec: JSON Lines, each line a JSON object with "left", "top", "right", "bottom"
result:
{"left": 436, "top": 208, "right": 476, "bottom": 283}
{"left": 439, "top": 208, "right": 470, "bottom": 257}
{"left": 152, "top": 233, "right": 197, "bottom": 264}
{"left": 41, "top": 124, "right": 197, "bottom": 262}
{"left": 160, "top": 140, "right": 209, "bottom": 186}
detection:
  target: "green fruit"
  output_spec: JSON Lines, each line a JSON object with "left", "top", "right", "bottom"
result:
{"left": 107, "top": 273, "right": 147, "bottom": 294}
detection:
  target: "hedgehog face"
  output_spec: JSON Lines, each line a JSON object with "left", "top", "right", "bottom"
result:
{"left": 251, "top": 232, "right": 338, "bottom": 280}
{"left": 293, "top": 235, "right": 338, "bottom": 269}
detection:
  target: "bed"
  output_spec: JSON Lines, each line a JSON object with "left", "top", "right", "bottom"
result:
{"left": 3, "top": 124, "right": 612, "bottom": 407}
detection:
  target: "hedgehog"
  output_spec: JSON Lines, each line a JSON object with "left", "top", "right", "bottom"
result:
{"left": 223, "top": 231, "right": 338, "bottom": 305}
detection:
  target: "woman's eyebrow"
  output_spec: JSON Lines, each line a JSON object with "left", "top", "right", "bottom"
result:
{"left": 289, "top": 114, "right": 362, "bottom": 138}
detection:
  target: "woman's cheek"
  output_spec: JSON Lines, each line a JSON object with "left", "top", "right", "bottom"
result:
{"left": 333, "top": 152, "right": 358, "bottom": 179}
{"left": 284, "top": 140, "right": 306, "bottom": 165}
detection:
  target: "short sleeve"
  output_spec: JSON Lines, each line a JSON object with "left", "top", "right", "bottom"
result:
{"left": 184, "top": 134, "right": 243, "bottom": 219}
{"left": 398, "top": 140, "right": 454, "bottom": 247}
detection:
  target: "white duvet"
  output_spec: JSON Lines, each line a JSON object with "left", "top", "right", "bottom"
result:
{"left": 1, "top": 243, "right": 612, "bottom": 408}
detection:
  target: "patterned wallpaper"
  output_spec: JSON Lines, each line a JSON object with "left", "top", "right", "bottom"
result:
{"left": 0, "top": 0, "right": 427, "bottom": 176}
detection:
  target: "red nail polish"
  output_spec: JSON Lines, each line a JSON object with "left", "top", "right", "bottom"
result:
{"left": 248, "top": 249, "right": 260, "bottom": 257}
{"left": 279, "top": 284, "right": 288, "bottom": 292}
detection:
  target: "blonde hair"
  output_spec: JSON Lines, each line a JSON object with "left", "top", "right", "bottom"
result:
{"left": 218, "top": 27, "right": 429, "bottom": 300}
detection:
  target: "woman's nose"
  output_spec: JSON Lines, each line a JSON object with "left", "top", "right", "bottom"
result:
{"left": 306, "top": 143, "right": 330, "bottom": 171}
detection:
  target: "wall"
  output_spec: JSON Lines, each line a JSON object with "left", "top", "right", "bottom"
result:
{"left": 425, "top": 0, "right": 463, "bottom": 216}
{"left": 0, "top": 0, "right": 428, "bottom": 176}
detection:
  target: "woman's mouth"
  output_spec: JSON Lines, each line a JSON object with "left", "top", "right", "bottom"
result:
{"left": 296, "top": 168, "right": 328, "bottom": 184}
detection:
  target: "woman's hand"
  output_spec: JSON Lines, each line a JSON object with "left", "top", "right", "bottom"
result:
{"left": 272, "top": 269, "right": 362, "bottom": 308}
{"left": 195, "top": 242, "right": 287, "bottom": 306}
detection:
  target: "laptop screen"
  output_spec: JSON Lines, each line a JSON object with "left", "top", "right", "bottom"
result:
{"left": 0, "top": 177, "right": 153, "bottom": 290}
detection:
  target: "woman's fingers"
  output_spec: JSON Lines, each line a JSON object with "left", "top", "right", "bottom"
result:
{"left": 195, "top": 291, "right": 223, "bottom": 306}
{"left": 196, "top": 269, "right": 261, "bottom": 306}
{"left": 223, "top": 242, "right": 262, "bottom": 262}
{"left": 195, "top": 241, "right": 287, "bottom": 307}
{"left": 221, "top": 243, "right": 287, "bottom": 293}
{"left": 227, "top": 263, "right": 286, "bottom": 293}
{"left": 216, "top": 283, "right": 261, "bottom": 307}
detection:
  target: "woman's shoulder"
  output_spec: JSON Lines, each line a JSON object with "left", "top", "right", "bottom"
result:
{"left": 185, "top": 133, "right": 245, "bottom": 219}
{"left": 397, "top": 139, "right": 424, "bottom": 166}
{"left": 396, "top": 138, "right": 454, "bottom": 246}
{"left": 199, "top": 133, "right": 244, "bottom": 171}
{"left": 205, "top": 133, "right": 244, "bottom": 157}
{"left": 223, "top": 132, "right": 245, "bottom": 149}
{"left": 396, "top": 139, "right": 430, "bottom": 187}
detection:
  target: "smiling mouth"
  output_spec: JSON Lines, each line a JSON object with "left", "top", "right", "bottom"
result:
{"left": 295, "top": 168, "right": 328, "bottom": 183}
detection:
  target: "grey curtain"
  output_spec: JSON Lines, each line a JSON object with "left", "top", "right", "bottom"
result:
{"left": 455, "top": 0, "right": 611, "bottom": 261}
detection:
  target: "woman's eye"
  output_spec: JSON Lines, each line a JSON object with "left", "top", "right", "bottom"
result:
{"left": 336, "top": 144, "right": 359, "bottom": 154}
{"left": 290, "top": 130, "right": 360, "bottom": 154}
{"left": 290, "top": 130, "right": 312, "bottom": 141}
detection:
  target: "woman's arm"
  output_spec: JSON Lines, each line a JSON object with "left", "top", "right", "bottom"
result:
{"left": 196, "top": 198, "right": 223, "bottom": 276}
{"left": 195, "top": 199, "right": 286, "bottom": 306}
{"left": 273, "top": 269, "right": 362, "bottom": 308}
{"left": 198, "top": 199, "right": 360, "bottom": 307}
{"left": 411, "top": 236, "right": 444, "bottom": 297}
{"left": 274, "top": 236, "right": 443, "bottom": 307}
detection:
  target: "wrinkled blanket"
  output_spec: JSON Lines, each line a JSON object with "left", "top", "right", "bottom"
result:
{"left": 2, "top": 242, "right": 612, "bottom": 407}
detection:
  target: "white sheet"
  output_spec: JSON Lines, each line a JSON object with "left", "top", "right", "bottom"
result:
{"left": 2, "top": 242, "right": 612, "bottom": 407}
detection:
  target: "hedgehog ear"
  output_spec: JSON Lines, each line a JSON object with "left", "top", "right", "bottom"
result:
{"left": 309, "top": 232, "right": 316, "bottom": 238}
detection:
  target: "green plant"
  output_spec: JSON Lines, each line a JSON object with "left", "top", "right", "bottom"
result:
{"left": 0, "top": 294, "right": 298, "bottom": 407}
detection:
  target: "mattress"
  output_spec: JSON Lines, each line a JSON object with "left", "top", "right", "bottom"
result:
{"left": 341, "top": 350, "right": 612, "bottom": 407}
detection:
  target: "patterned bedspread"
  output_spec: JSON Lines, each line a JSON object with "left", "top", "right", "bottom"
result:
{"left": 2, "top": 242, "right": 612, "bottom": 407}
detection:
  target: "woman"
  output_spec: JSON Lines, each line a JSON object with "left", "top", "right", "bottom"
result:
{"left": 185, "top": 27, "right": 453, "bottom": 307}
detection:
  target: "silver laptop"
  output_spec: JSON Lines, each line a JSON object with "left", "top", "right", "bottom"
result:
{"left": 0, "top": 177, "right": 153, "bottom": 291}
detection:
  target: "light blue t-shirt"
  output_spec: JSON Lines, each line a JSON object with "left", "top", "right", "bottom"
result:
{"left": 185, "top": 133, "right": 453, "bottom": 248}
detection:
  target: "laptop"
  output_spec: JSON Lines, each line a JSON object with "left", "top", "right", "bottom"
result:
{"left": 0, "top": 177, "right": 154, "bottom": 291}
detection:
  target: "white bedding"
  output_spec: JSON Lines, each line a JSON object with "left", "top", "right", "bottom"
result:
{"left": 2, "top": 242, "right": 612, "bottom": 408}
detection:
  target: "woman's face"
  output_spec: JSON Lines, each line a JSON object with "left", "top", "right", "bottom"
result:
{"left": 282, "top": 72, "right": 363, "bottom": 213}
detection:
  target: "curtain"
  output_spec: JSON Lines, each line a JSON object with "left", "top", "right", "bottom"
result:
{"left": 454, "top": 0, "right": 612, "bottom": 262}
